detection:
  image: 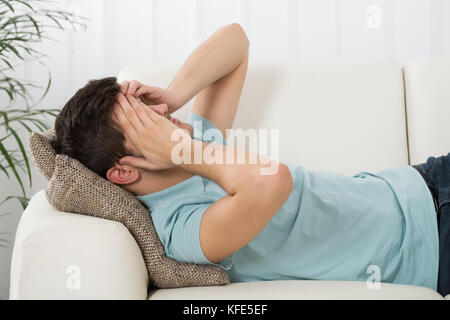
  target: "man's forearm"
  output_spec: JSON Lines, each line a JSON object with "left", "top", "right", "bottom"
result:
{"left": 178, "top": 139, "right": 264, "bottom": 195}
{"left": 166, "top": 23, "right": 249, "bottom": 113}
{"left": 176, "top": 138, "right": 294, "bottom": 241}
{"left": 176, "top": 139, "right": 291, "bottom": 199}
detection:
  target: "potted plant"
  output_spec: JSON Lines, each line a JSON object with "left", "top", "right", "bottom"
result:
{"left": 0, "top": 0, "right": 86, "bottom": 248}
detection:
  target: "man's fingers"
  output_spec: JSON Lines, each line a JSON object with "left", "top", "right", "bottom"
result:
{"left": 117, "top": 93, "right": 146, "bottom": 130}
{"left": 135, "top": 86, "right": 153, "bottom": 97}
{"left": 125, "top": 94, "right": 163, "bottom": 123}
{"left": 125, "top": 94, "right": 158, "bottom": 125}
{"left": 141, "top": 100, "right": 165, "bottom": 123}
{"left": 127, "top": 80, "right": 141, "bottom": 96}
{"left": 120, "top": 81, "right": 130, "bottom": 94}
{"left": 113, "top": 103, "right": 139, "bottom": 143}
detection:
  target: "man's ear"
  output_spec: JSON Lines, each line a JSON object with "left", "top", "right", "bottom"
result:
{"left": 106, "top": 163, "right": 140, "bottom": 185}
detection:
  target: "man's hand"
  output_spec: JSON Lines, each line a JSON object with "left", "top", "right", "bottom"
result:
{"left": 120, "top": 80, "right": 182, "bottom": 114}
{"left": 114, "top": 93, "right": 191, "bottom": 171}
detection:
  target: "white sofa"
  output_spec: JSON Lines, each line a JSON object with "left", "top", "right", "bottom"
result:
{"left": 9, "top": 58, "right": 450, "bottom": 300}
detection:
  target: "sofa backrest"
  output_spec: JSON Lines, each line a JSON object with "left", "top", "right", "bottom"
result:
{"left": 118, "top": 59, "right": 408, "bottom": 176}
{"left": 403, "top": 57, "right": 450, "bottom": 165}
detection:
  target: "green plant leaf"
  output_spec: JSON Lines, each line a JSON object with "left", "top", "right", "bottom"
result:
{"left": 20, "top": 117, "right": 49, "bottom": 131}
{"left": 13, "top": 0, "right": 34, "bottom": 12}
{"left": 30, "top": 61, "right": 51, "bottom": 106}
{"left": 6, "top": 124, "right": 31, "bottom": 187}
{"left": 0, "top": 41, "right": 23, "bottom": 59}
{"left": 0, "top": 162, "right": 9, "bottom": 178}
{"left": 0, "top": 195, "right": 15, "bottom": 207}
{"left": 13, "top": 195, "right": 28, "bottom": 209}
{"left": 0, "top": 132, "right": 13, "bottom": 142}
{"left": 0, "top": 194, "right": 28, "bottom": 209}
{"left": 0, "top": 139, "right": 26, "bottom": 197}
{"left": 17, "top": 119, "right": 32, "bottom": 132}
{"left": 0, "top": 57, "right": 13, "bottom": 69}
{"left": 0, "top": 108, "right": 8, "bottom": 125}
{"left": 0, "top": 85, "right": 13, "bottom": 99}
{"left": 26, "top": 14, "right": 40, "bottom": 37}
{"left": 0, "top": 0, "right": 15, "bottom": 13}
{"left": 0, "top": 0, "right": 86, "bottom": 215}
{"left": 44, "top": 11, "right": 63, "bottom": 29}
{"left": 0, "top": 238, "right": 10, "bottom": 248}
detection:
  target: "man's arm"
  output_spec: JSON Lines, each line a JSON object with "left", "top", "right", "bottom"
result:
{"left": 167, "top": 23, "right": 249, "bottom": 135}
{"left": 114, "top": 96, "right": 294, "bottom": 264}
{"left": 179, "top": 140, "right": 293, "bottom": 263}
{"left": 123, "top": 23, "right": 248, "bottom": 135}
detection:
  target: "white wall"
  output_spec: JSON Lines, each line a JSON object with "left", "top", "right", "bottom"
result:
{"left": 1, "top": 0, "right": 450, "bottom": 299}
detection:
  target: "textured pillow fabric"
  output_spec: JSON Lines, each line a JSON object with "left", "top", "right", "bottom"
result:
{"left": 29, "top": 128, "right": 57, "bottom": 180}
{"left": 29, "top": 129, "right": 229, "bottom": 288}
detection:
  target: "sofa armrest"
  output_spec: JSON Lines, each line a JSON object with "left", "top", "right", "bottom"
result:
{"left": 9, "top": 190, "right": 148, "bottom": 300}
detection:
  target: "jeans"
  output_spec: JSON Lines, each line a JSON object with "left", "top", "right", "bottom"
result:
{"left": 413, "top": 153, "right": 450, "bottom": 296}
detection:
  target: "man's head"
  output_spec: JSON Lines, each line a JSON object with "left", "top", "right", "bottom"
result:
{"left": 51, "top": 77, "right": 138, "bottom": 184}
{"left": 51, "top": 77, "right": 193, "bottom": 195}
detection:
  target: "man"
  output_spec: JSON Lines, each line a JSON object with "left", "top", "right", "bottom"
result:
{"left": 51, "top": 23, "right": 448, "bottom": 295}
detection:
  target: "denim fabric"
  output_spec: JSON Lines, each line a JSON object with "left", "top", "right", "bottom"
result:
{"left": 414, "top": 153, "right": 450, "bottom": 296}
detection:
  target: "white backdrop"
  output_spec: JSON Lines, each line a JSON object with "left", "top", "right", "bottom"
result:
{"left": 1, "top": 0, "right": 450, "bottom": 299}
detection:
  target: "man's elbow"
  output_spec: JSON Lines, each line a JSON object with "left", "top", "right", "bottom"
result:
{"left": 226, "top": 23, "right": 249, "bottom": 50}
{"left": 272, "top": 163, "right": 294, "bottom": 196}
{"left": 255, "top": 163, "right": 293, "bottom": 204}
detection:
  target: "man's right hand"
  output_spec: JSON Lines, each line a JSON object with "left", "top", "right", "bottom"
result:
{"left": 120, "top": 80, "right": 182, "bottom": 114}
{"left": 114, "top": 93, "right": 190, "bottom": 171}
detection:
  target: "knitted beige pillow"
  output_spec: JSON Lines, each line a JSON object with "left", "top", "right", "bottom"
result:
{"left": 29, "top": 128, "right": 229, "bottom": 289}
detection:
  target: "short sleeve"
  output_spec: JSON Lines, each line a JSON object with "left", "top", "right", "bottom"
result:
{"left": 167, "top": 203, "right": 233, "bottom": 271}
{"left": 186, "top": 113, "right": 226, "bottom": 146}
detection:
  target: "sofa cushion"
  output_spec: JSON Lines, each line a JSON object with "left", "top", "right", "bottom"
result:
{"left": 29, "top": 128, "right": 229, "bottom": 288}
{"left": 119, "top": 60, "right": 408, "bottom": 176}
{"left": 403, "top": 57, "right": 450, "bottom": 164}
{"left": 148, "top": 279, "right": 444, "bottom": 300}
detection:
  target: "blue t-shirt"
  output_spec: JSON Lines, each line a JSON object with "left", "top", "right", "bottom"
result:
{"left": 137, "top": 113, "right": 439, "bottom": 289}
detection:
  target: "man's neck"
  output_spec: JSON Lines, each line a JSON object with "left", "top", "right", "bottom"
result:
{"left": 135, "top": 166, "right": 194, "bottom": 196}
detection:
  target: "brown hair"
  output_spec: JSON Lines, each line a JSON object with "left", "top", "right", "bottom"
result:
{"left": 51, "top": 77, "right": 130, "bottom": 179}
